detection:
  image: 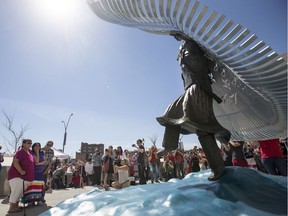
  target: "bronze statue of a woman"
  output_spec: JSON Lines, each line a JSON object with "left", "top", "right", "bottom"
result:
{"left": 157, "top": 32, "right": 231, "bottom": 181}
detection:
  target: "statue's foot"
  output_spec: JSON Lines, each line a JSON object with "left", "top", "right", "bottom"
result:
{"left": 156, "top": 148, "right": 175, "bottom": 158}
{"left": 208, "top": 165, "right": 224, "bottom": 181}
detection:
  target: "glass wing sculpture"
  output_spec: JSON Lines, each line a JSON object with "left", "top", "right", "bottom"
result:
{"left": 87, "top": 0, "right": 287, "bottom": 141}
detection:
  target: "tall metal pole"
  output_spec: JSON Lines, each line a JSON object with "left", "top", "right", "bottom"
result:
{"left": 62, "top": 113, "right": 73, "bottom": 152}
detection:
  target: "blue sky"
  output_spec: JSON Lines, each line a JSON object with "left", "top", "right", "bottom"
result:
{"left": 0, "top": 0, "right": 286, "bottom": 157}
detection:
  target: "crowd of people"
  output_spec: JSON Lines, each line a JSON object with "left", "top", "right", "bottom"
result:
{"left": 1, "top": 137, "right": 287, "bottom": 214}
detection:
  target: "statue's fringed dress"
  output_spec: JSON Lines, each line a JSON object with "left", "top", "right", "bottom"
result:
{"left": 157, "top": 83, "right": 228, "bottom": 135}
{"left": 157, "top": 39, "right": 229, "bottom": 138}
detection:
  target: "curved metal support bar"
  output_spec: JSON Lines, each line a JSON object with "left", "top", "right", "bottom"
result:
{"left": 87, "top": 0, "right": 287, "bottom": 141}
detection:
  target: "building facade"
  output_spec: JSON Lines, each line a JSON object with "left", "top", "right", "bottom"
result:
{"left": 76, "top": 142, "right": 104, "bottom": 162}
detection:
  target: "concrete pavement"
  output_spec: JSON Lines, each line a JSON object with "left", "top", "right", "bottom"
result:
{"left": 0, "top": 186, "right": 96, "bottom": 216}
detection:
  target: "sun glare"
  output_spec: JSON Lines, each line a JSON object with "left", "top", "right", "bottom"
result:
{"left": 34, "top": 0, "right": 80, "bottom": 25}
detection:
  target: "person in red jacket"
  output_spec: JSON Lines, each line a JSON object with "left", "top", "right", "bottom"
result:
{"left": 71, "top": 170, "right": 83, "bottom": 188}
{"left": 258, "top": 139, "right": 287, "bottom": 176}
{"left": 174, "top": 149, "right": 185, "bottom": 179}
{"left": 147, "top": 146, "right": 159, "bottom": 183}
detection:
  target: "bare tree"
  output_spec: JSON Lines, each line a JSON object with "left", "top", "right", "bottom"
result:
{"left": 2, "top": 111, "right": 30, "bottom": 154}
{"left": 148, "top": 134, "right": 158, "bottom": 147}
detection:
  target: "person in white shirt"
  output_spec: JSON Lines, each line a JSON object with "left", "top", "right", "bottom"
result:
{"left": 85, "top": 158, "right": 94, "bottom": 186}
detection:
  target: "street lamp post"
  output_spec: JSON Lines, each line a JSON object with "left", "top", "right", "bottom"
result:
{"left": 62, "top": 113, "right": 73, "bottom": 152}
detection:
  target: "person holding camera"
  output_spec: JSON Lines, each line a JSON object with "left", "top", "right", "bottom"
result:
{"left": 112, "top": 159, "right": 130, "bottom": 189}
{"left": 92, "top": 149, "right": 102, "bottom": 186}
{"left": 132, "top": 139, "right": 146, "bottom": 185}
